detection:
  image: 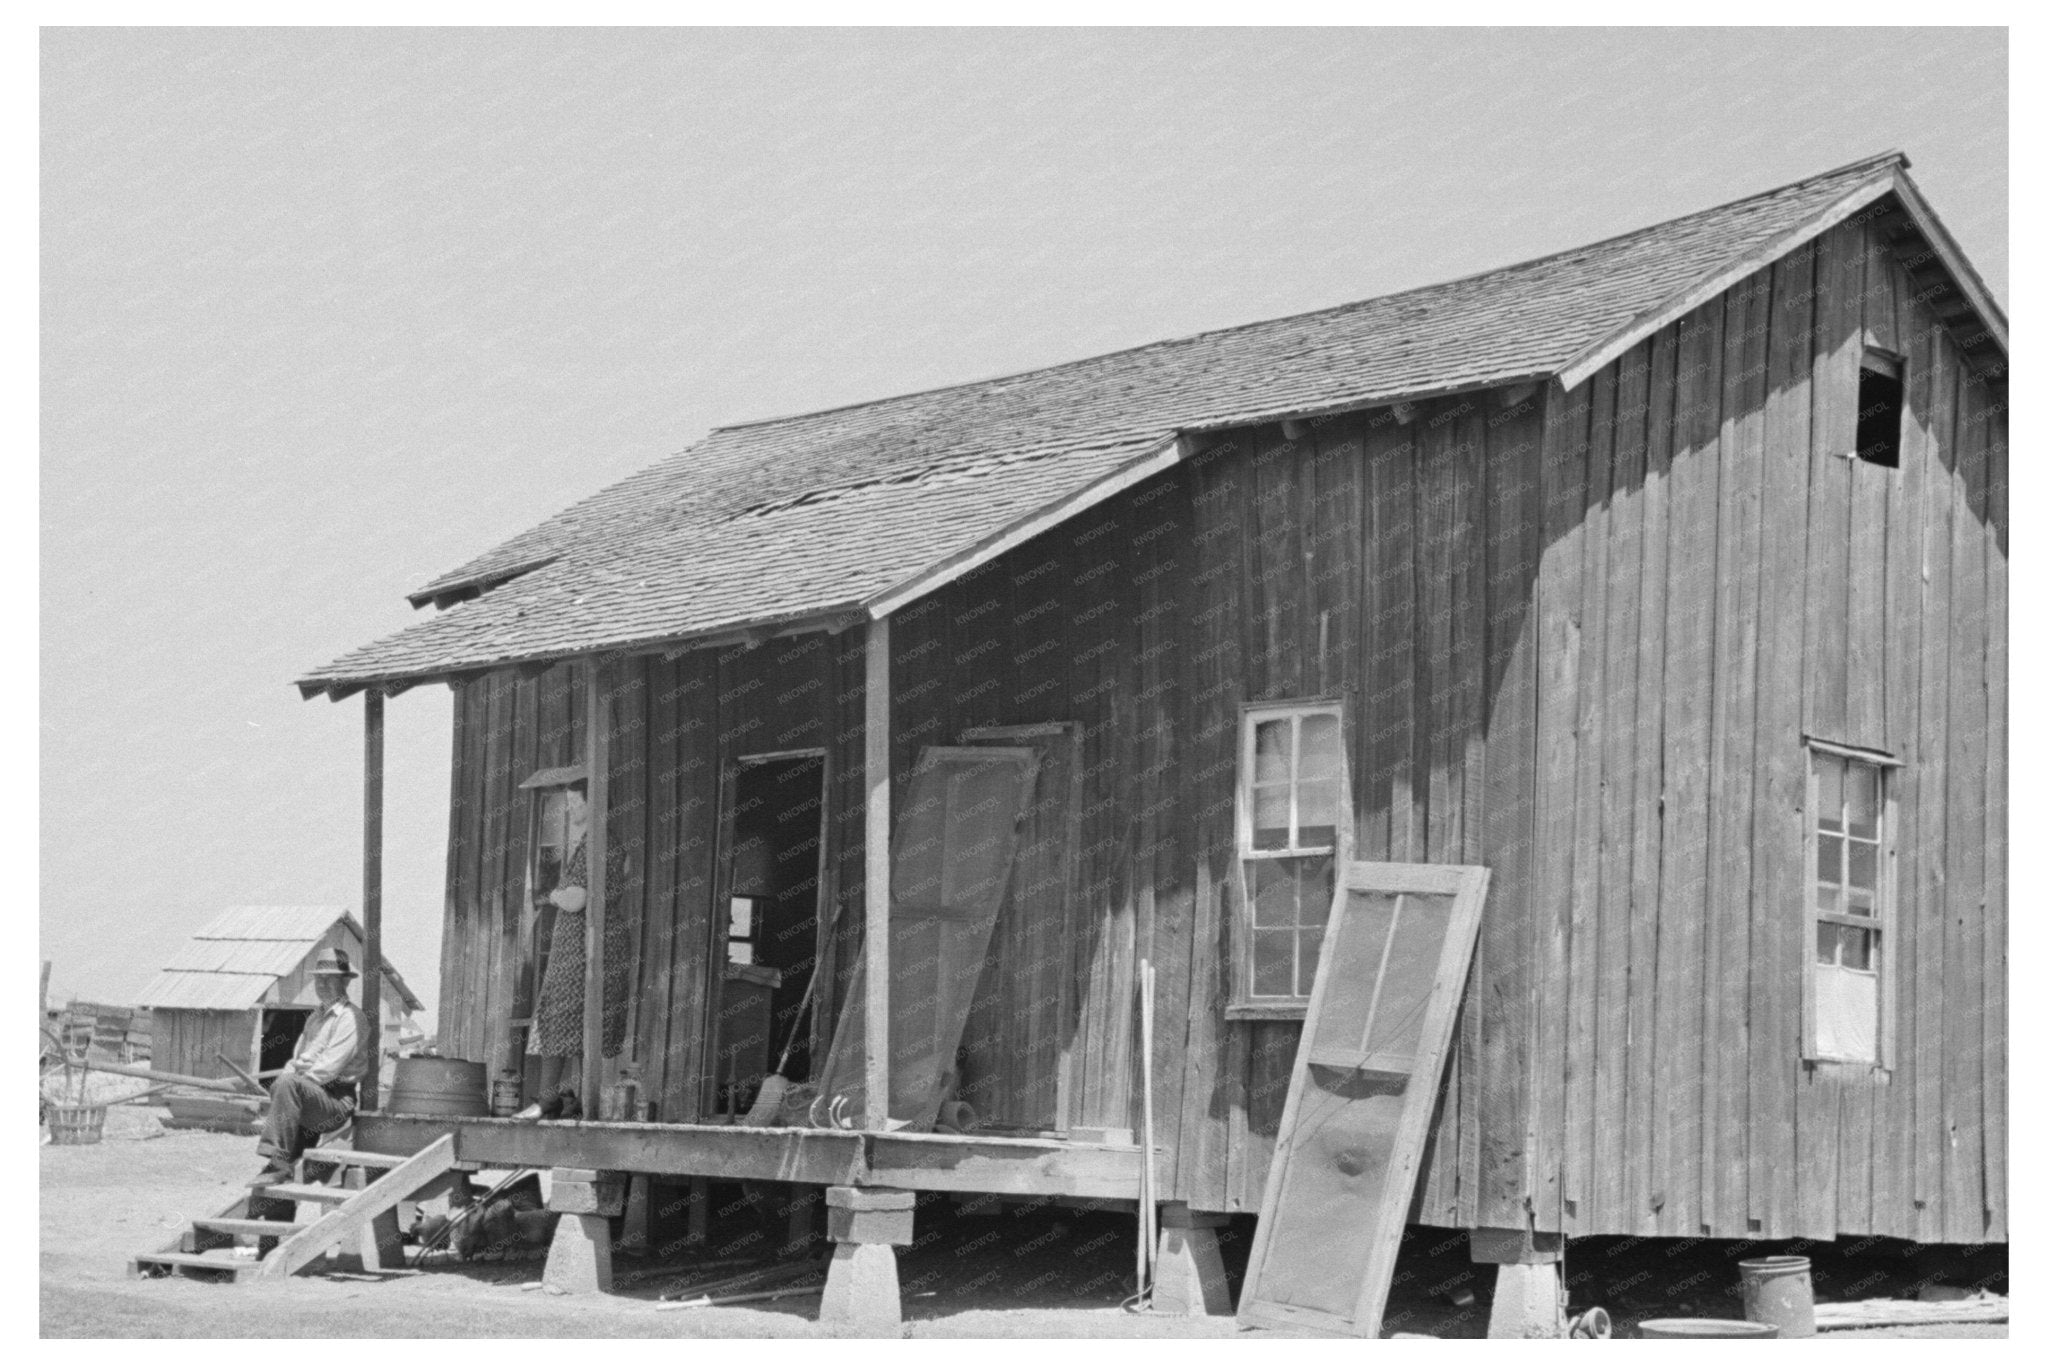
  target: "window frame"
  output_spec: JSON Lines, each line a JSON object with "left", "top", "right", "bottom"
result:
{"left": 1802, "top": 737, "right": 1901, "bottom": 1069}
{"left": 1849, "top": 338, "right": 1906, "bottom": 469}
{"left": 1229, "top": 699, "right": 1352, "bottom": 1020}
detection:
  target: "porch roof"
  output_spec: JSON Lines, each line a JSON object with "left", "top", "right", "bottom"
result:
{"left": 298, "top": 151, "right": 2003, "bottom": 699}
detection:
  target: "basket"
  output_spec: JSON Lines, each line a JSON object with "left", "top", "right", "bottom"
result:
{"left": 47, "top": 1102, "right": 107, "bottom": 1146}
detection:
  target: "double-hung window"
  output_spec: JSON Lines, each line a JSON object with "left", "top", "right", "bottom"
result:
{"left": 1806, "top": 741, "right": 1897, "bottom": 1065}
{"left": 1234, "top": 702, "right": 1349, "bottom": 1011}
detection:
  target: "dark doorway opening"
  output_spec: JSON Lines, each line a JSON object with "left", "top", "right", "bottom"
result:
{"left": 258, "top": 1008, "right": 311, "bottom": 1078}
{"left": 714, "top": 752, "right": 827, "bottom": 1116}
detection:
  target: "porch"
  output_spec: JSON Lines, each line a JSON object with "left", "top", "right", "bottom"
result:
{"left": 354, "top": 1112, "right": 1147, "bottom": 1200}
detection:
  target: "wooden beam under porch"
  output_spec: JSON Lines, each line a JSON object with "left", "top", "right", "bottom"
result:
{"left": 353, "top": 1114, "right": 1147, "bottom": 1201}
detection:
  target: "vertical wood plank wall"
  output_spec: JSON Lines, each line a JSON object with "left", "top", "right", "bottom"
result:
{"left": 435, "top": 216, "right": 2003, "bottom": 1243}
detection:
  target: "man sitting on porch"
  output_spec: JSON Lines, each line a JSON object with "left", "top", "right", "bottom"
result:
{"left": 251, "top": 948, "right": 369, "bottom": 1184}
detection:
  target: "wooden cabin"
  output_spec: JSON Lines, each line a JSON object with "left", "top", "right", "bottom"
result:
{"left": 137, "top": 905, "right": 422, "bottom": 1087}
{"left": 300, "top": 152, "right": 2005, "bottom": 1322}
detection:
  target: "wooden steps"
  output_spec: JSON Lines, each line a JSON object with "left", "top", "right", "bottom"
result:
{"left": 131, "top": 1135, "right": 456, "bottom": 1283}
{"left": 303, "top": 1149, "right": 409, "bottom": 1170}
{"left": 192, "top": 1217, "right": 299, "bottom": 1239}
{"left": 124, "top": 1250, "right": 264, "bottom": 1281}
{"left": 256, "top": 1182, "right": 354, "bottom": 1205}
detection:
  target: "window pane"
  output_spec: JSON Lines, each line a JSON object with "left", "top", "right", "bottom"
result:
{"left": 1817, "top": 834, "right": 1843, "bottom": 884}
{"left": 1847, "top": 763, "right": 1880, "bottom": 839}
{"left": 1296, "top": 928, "right": 1324, "bottom": 998}
{"left": 1816, "top": 920, "right": 1841, "bottom": 965}
{"left": 1250, "top": 861, "right": 1298, "bottom": 928}
{"left": 1252, "top": 786, "right": 1290, "bottom": 848}
{"left": 1297, "top": 779, "right": 1341, "bottom": 848}
{"left": 1816, "top": 963, "right": 1879, "bottom": 1061}
{"left": 1839, "top": 925, "right": 1873, "bottom": 971}
{"left": 1254, "top": 720, "right": 1293, "bottom": 784}
{"left": 1817, "top": 754, "right": 1844, "bottom": 829}
{"left": 1252, "top": 930, "right": 1294, "bottom": 996}
{"left": 1844, "top": 886, "right": 1876, "bottom": 919}
{"left": 1298, "top": 713, "right": 1342, "bottom": 782}
{"left": 1816, "top": 884, "right": 1841, "bottom": 916}
{"left": 1847, "top": 841, "right": 1878, "bottom": 891}
{"left": 1300, "top": 856, "right": 1335, "bottom": 926}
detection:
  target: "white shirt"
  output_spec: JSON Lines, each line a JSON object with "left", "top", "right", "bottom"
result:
{"left": 291, "top": 997, "right": 369, "bottom": 1085}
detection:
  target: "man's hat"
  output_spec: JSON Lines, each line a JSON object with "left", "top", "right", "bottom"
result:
{"left": 309, "top": 948, "right": 357, "bottom": 979}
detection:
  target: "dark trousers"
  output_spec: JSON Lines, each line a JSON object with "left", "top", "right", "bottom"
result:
{"left": 258, "top": 1073, "right": 357, "bottom": 1162}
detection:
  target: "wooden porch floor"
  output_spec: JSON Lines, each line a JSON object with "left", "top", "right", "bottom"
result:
{"left": 355, "top": 1113, "right": 1147, "bottom": 1200}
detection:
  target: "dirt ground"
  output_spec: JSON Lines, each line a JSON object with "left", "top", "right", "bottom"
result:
{"left": 41, "top": 1108, "right": 2006, "bottom": 1339}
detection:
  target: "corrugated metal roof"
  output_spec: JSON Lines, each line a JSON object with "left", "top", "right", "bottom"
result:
{"left": 137, "top": 906, "right": 425, "bottom": 1012}
{"left": 299, "top": 153, "right": 1994, "bottom": 695}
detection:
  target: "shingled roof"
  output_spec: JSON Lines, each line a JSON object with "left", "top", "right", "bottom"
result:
{"left": 299, "top": 151, "right": 2004, "bottom": 697}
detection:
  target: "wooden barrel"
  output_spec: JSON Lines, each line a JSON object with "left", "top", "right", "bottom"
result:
{"left": 47, "top": 1102, "right": 106, "bottom": 1145}
{"left": 385, "top": 1057, "right": 489, "bottom": 1118}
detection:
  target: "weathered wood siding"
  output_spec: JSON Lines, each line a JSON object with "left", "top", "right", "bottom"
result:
{"left": 884, "top": 391, "right": 1550, "bottom": 1228}
{"left": 1519, "top": 216, "right": 2006, "bottom": 1242}
{"left": 434, "top": 214, "right": 2002, "bottom": 1241}
{"left": 152, "top": 1008, "right": 258, "bottom": 1081}
{"left": 438, "top": 636, "right": 865, "bottom": 1120}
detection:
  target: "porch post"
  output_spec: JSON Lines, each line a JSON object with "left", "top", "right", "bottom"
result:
{"left": 862, "top": 616, "right": 891, "bottom": 1130}
{"left": 581, "top": 656, "right": 611, "bottom": 1119}
{"left": 361, "top": 688, "right": 384, "bottom": 1109}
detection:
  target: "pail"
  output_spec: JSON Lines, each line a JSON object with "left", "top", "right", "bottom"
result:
{"left": 386, "top": 1057, "right": 489, "bottom": 1118}
{"left": 47, "top": 1102, "right": 106, "bottom": 1145}
{"left": 1739, "top": 1254, "right": 1816, "bottom": 1338}
{"left": 1637, "top": 1318, "right": 1779, "bottom": 1339}
{"left": 490, "top": 1072, "right": 524, "bottom": 1117}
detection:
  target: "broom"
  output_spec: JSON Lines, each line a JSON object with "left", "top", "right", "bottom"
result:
{"left": 741, "top": 909, "right": 836, "bottom": 1127}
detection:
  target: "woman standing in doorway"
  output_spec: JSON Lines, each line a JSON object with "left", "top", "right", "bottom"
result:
{"left": 532, "top": 779, "right": 633, "bottom": 1105}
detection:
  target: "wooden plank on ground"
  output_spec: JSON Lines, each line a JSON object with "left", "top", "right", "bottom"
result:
{"left": 1237, "top": 862, "right": 1490, "bottom": 1338}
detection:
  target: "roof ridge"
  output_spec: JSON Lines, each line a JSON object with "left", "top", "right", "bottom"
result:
{"left": 707, "top": 150, "right": 1909, "bottom": 437}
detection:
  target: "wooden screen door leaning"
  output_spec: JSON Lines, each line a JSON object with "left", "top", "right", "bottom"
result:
{"left": 1237, "top": 861, "right": 1491, "bottom": 1337}
{"left": 814, "top": 745, "right": 1041, "bottom": 1131}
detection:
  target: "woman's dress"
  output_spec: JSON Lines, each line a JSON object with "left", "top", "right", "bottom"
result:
{"left": 532, "top": 836, "right": 634, "bottom": 1057}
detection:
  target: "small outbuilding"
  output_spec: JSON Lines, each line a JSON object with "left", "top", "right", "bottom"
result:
{"left": 136, "top": 905, "right": 422, "bottom": 1086}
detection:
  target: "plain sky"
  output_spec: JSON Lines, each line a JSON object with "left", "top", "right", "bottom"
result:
{"left": 40, "top": 27, "right": 2006, "bottom": 1025}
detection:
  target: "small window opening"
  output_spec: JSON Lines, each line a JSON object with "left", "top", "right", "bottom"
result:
{"left": 1855, "top": 348, "right": 1904, "bottom": 467}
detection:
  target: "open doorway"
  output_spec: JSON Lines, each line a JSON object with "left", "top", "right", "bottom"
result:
{"left": 713, "top": 751, "right": 828, "bottom": 1116}
{"left": 257, "top": 1008, "right": 311, "bottom": 1079}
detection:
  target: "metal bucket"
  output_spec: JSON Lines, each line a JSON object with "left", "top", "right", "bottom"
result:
{"left": 1638, "top": 1318, "right": 1779, "bottom": 1339}
{"left": 47, "top": 1102, "right": 106, "bottom": 1145}
{"left": 386, "top": 1057, "right": 489, "bottom": 1118}
{"left": 490, "top": 1072, "right": 524, "bottom": 1117}
{"left": 1739, "top": 1254, "right": 1816, "bottom": 1338}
